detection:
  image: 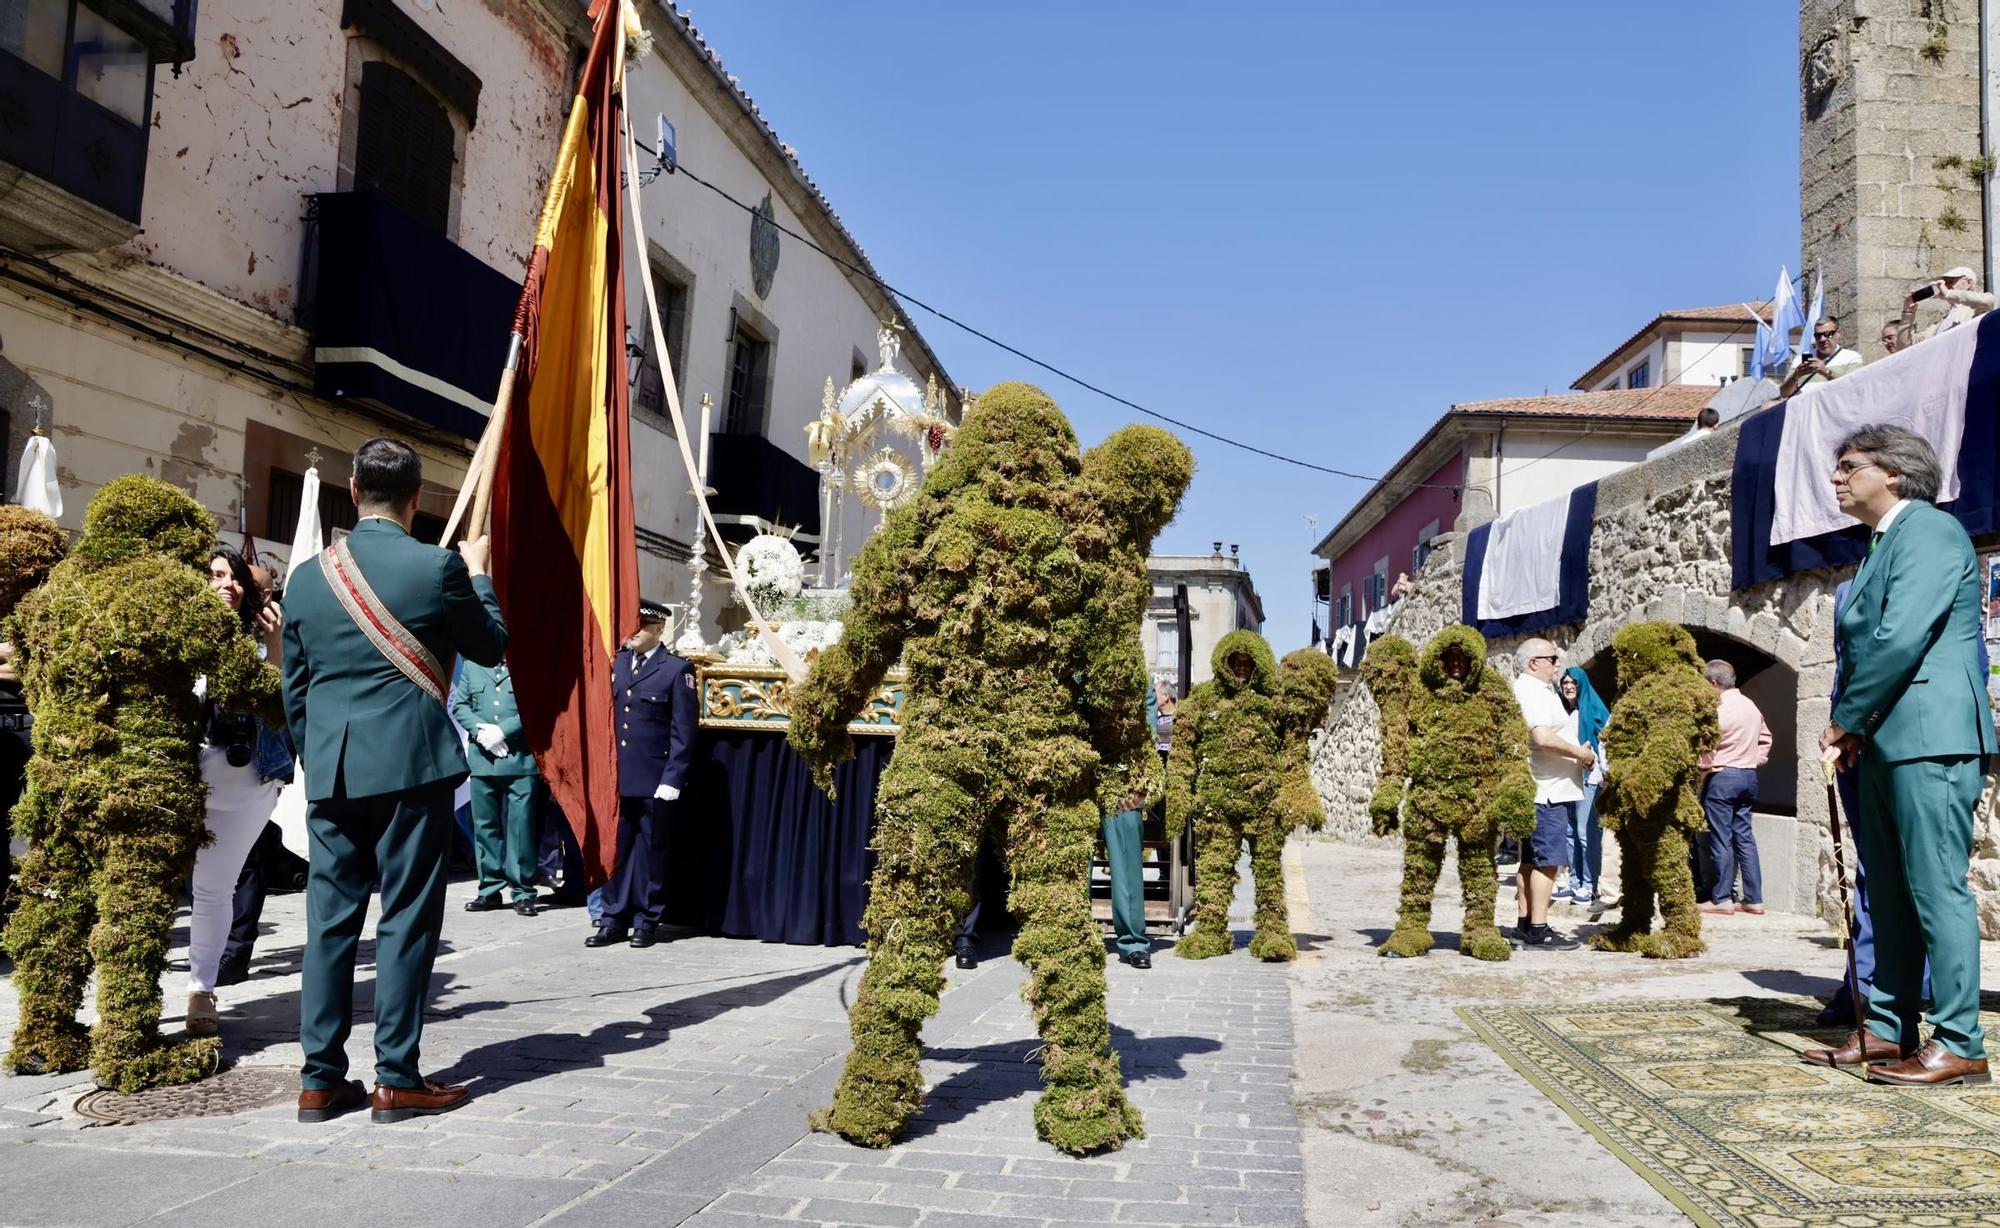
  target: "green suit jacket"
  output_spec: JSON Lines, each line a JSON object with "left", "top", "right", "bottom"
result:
{"left": 1831, "top": 499, "right": 1997, "bottom": 763}
{"left": 283, "top": 517, "right": 508, "bottom": 800}
{"left": 451, "top": 660, "right": 539, "bottom": 777}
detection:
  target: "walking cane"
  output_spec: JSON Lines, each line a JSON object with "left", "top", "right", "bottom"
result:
{"left": 1821, "top": 759, "right": 1870, "bottom": 1054}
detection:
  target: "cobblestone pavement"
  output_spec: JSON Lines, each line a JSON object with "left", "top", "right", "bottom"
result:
{"left": 1289, "top": 836, "right": 2000, "bottom": 1227}
{"left": 0, "top": 859, "right": 1300, "bottom": 1228}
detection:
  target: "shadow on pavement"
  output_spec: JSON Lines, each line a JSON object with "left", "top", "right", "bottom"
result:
{"left": 901, "top": 1023, "right": 1222, "bottom": 1140}
{"left": 427, "top": 958, "right": 862, "bottom": 1091}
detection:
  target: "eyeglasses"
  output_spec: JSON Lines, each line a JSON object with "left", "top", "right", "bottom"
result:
{"left": 1834, "top": 459, "right": 1879, "bottom": 478}
{"left": 1532, "top": 654, "right": 1557, "bottom": 664}
{"left": 1814, "top": 330, "right": 1838, "bottom": 339}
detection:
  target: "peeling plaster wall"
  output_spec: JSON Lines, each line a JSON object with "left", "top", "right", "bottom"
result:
{"left": 1311, "top": 419, "right": 2000, "bottom": 932}
{"left": 137, "top": 0, "right": 568, "bottom": 315}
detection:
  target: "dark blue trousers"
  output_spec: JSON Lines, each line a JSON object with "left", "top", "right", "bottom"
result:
{"left": 598, "top": 794, "right": 672, "bottom": 932}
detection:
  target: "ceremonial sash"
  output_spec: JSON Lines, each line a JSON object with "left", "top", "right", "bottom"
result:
{"left": 320, "top": 537, "right": 448, "bottom": 709}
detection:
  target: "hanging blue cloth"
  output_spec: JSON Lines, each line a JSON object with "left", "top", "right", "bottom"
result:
{"left": 1563, "top": 666, "right": 1610, "bottom": 752}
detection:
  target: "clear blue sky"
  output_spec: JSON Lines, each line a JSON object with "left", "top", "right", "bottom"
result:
{"left": 675, "top": 2, "right": 1801, "bottom": 647}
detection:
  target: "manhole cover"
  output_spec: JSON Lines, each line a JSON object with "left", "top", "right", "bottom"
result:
{"left": 74, "top": 1065, "right": 297, "bottom": 1125}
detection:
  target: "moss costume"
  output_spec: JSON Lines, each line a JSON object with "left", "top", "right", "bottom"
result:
{"left": 788, "top": 382, "right": 1192, "bottom": 1155}
{"left": 1165, "top": 631, "right": 1332, "bottom": 963}
{"left": 3, "top": 477, "right": 281, "bottom": 1091}
{"left": 1371, "top": 625, "right": 1535, "bottom": 962}
{"left": 0, "top": 506, "right": 68, "bottom": 912}
{"left": 1590, "top": 621, "right": 1719, "bottom": 960}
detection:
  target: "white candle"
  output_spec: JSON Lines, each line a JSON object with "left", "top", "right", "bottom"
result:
{"left": 697, "top": 395, "right": 712, "bottom": 486}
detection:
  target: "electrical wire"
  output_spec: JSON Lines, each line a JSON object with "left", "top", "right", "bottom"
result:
{"left": 635, "top": 139, "right": 1460, "bottom": 490}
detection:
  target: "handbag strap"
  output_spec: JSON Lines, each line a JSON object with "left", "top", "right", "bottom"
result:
{"left": 319, "top": 536, "right": 448, "bottom": 710}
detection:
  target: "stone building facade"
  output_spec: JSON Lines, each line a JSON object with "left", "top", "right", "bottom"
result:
{"left": 1801, "top": 0, "right": 1988, "bottom": 360}
{"left": 1311, "top": 418, "right": 2000, "bottom": 931}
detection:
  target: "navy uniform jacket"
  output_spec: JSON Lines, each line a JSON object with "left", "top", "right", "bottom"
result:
{"left": 615, "top": 645, "right": 698, "bottom": 799}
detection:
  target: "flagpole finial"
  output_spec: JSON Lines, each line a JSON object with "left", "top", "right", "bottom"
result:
{"left": 305, "top": 446, "right": 323, "bottom": 468}
{"left": 27, "top": 393, "right": 47, "bottom": 436}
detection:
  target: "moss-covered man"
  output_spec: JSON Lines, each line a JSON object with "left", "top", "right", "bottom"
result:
{"left": 4, "top": 477, "right": 281, "bottom": 1091}
{"left": 788, "top": 382, "right": 1192, "bottom": 1155}
{"left": 1371, "top": 625, "right": 1536, "bottom": 961}
{"left": 1167, "top": 633, "right": 1337, "bottom": 962}
{"left": 1591, "top": 621, "right": 1719, "bottom": 959}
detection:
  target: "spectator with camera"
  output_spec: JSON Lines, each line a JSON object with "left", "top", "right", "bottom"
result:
{"left": 1896, "top": 267, "right": 1995, "bottom": 350}
{"left": 184, "top": 546, "right": 291, "bottom": 1038}
{"left": 1779, "top": 316, "right": 1864, "bottom": 397}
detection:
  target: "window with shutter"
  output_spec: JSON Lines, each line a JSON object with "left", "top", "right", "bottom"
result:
{"left": 724, "top": 322, "right": 771, "bottom": 436}
{"left": 354, "top": 60, "right": 454, "bottom": 234}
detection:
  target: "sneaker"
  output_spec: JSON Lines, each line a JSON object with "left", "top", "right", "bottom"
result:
{"left": 1740, "top": 904, "right": 1766, "bottom": 915}
{"left": 1551, "top": 885, "right": 1574, "bottom": 903}
{"left": 1519, "top": 925, "right": 1582, "bottom": 950}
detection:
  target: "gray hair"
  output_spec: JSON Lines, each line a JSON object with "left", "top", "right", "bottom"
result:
{"left": 1514, "top": 637, "right": 1556, "bottom": 671}
{"left": 1705, "top": 659, "right": 1736, "bottom": 688}
{"left": 1836, "top": 423, "right": 1943, "bottom": 503}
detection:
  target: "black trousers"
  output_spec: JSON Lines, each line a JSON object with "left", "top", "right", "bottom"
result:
{"left": 597, "top": 794, "right": 673, "bottom": 931}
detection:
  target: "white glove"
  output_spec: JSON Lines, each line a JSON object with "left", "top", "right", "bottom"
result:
{"left": 654, "top": 783, "right": 681, "bottom": 802}
{"left": 474, "top": 724, "right": 510, "bottom": 757}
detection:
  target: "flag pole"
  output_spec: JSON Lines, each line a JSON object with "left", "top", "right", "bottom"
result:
{"left": 441, "top": 332, "right": 522, "bottom": 545}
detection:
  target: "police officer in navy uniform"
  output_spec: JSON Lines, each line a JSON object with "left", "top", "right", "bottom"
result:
{"left": 587, "top": 599, "right": 698, "bottom": 949}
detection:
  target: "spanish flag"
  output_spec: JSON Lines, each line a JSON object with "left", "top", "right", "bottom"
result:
{"left": 491, "top": 0, "right": 638, "bottom": 886}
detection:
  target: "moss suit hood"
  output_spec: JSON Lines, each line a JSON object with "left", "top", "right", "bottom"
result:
{"left": 1209, "top": 630, "right": 1277, "bottom": 697}
{"left": 1418, "top": 624, "right": 1493, "bottom": 696}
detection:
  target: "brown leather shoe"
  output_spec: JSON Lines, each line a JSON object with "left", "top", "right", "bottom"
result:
{"left": 1800, "top": 1029, "right": 1907, "bottom": 1068}
{"left": 370, "top": 1079, "right": 470, "bottom": 1123}
{"left": 297, "top": 1079, "right": 369, "bottom": 1123}
{"left": 1868, "top": 1039, "right": 1992, "bottom": 1086}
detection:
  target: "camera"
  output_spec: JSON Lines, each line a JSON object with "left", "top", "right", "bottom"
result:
{"left": 207, "top": 709, "right": 256, "bottom": 768}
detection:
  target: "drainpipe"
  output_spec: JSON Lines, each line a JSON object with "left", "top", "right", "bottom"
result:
{"left": 1492, "top": 420, "right": 1505, "bottom": 519}
{"left": 1986, "top": 0, "right": 1998, "bottom": 290}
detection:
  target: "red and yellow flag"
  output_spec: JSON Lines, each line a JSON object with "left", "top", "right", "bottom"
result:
{"left": 491, "top": 0, "right": 638, "bottom": 887}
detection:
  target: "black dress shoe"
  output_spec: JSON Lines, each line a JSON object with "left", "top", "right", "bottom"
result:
{"left": 584, "top": 927, "right": 629, "bottom": 947}
{"left": 1119, "top": 951, "right": 1152, "bottom": 969}
{"left": 954, "top": 947, "right": 976, "bottom": 970}
{"left": 512, "top": 898, "right": 540, "bottom": 917}
{"left": 464, "top": 895, "right": 508, "bottom": 913}
{"left": 629, "top": 926, "right": 658, "bottom": 948}
{"left": 214, "top": 958, "right": 252, "bottom": 987}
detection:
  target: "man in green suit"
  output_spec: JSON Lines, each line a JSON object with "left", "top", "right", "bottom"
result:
{"left": 282, "top": 438, "right": 507, "bottom": 1123}
{"left": 1812, "top": 424, "right": 1996, "bottom": 1087}
{"left": 452, "top": 660, "right": 544, "bottom": 916}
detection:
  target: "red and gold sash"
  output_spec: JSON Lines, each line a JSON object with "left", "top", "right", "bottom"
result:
{"left": 319, "top": 536, "right": 448, "bottom": 709}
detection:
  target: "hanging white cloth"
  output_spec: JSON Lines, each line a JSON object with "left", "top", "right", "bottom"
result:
{"left": 1475, "top": 490, "right": 1572, "bottom": 620}
{"left": 13, "top": 434, "right": 60, "bottom": 517}
{"left": 271, "top": 463, "right": 327, "bottom": 859}
{"left": 1770, "top": 318, "right": 1977, "bottom": 546}
{"left": 1332, "top": 625, "right": 1356, "bottom": 667}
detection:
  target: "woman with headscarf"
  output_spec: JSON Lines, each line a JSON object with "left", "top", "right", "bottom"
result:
{"left": 185, "top": 546, "right": 289, "bottom": 1038}
{"left": 1558, "top": 666, "right": 1611, "bottom": 908}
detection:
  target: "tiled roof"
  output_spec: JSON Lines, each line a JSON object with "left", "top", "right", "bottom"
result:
{"left": 1572, "top": 301, "right": 1773, "bottom": 389}
{"left": 1452, "top": 383, "right": 1718, "bottom": 421}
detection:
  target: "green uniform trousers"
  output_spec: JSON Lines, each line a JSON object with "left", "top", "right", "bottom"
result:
{"left": 301, "top": 784, "right": 451, "bottom": 1090}
{"left": 1102, "top": 808, "right": 1149, "bottom": 957}
{"left": 469, "top": 774, "right": 543, "bottom": 904}
{"left": 1854, "top": 750, "right": 1986, "bottom": 1059}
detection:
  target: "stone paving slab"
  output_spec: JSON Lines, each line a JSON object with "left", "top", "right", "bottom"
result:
{"left": 0, "top": 857, "right": 1301, "bottom": 1227}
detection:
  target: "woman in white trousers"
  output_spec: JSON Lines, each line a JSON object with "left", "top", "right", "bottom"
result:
{"left": 186, "top": 547, "right": 286, "bottom": 1037}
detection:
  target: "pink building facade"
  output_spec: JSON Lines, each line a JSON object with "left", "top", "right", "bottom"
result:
{"left": 1322, "top": 453, "right": 1464, "bottom": 629}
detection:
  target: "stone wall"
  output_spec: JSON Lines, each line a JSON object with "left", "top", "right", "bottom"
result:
{"left": 1311, "top": 420, "right": 2000, "bottom": 933}
{"left": 1801, "top": 0, "right": 1986, "bottom": 361}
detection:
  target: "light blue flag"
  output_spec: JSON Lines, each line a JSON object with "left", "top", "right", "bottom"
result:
{"left": 1802, "top": 267, "right": 1824, "bottom": 346}
{"left": 1765, "top": 265, "right": 1805, "bottom": 370}
{"left": 1750, "top": 318, "right": 1772, "bottom": 382}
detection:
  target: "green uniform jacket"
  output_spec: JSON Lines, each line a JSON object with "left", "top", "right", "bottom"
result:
{"left": 283, "top": 518, "right": 509, "bottom": 800}
{"left": 452, "top": 661, "right": 539, "bottom": 777}
{"left": 1832, "top": 499, "right": 1998, "bottom": 763}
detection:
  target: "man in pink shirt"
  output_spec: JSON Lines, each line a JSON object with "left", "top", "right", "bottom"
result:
{"left": 1699, "top": 660, "right": 1773, "bottom": 916}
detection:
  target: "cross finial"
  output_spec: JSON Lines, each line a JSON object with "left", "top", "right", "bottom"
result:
{"left": 305, "top": 446, "right": 323, "bottom": 468}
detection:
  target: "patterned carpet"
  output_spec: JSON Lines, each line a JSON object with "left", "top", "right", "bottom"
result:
{"left": 1459, "top": 996, "right": 2000, "bottom": 1227}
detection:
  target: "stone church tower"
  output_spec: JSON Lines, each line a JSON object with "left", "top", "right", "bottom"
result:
{"left": 1800, "top": 0, "right": 1987, "bottom": 358}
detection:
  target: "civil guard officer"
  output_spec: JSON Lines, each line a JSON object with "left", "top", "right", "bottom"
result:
{"left": 586, "top": 598, "right": 698, "bottom": 949}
